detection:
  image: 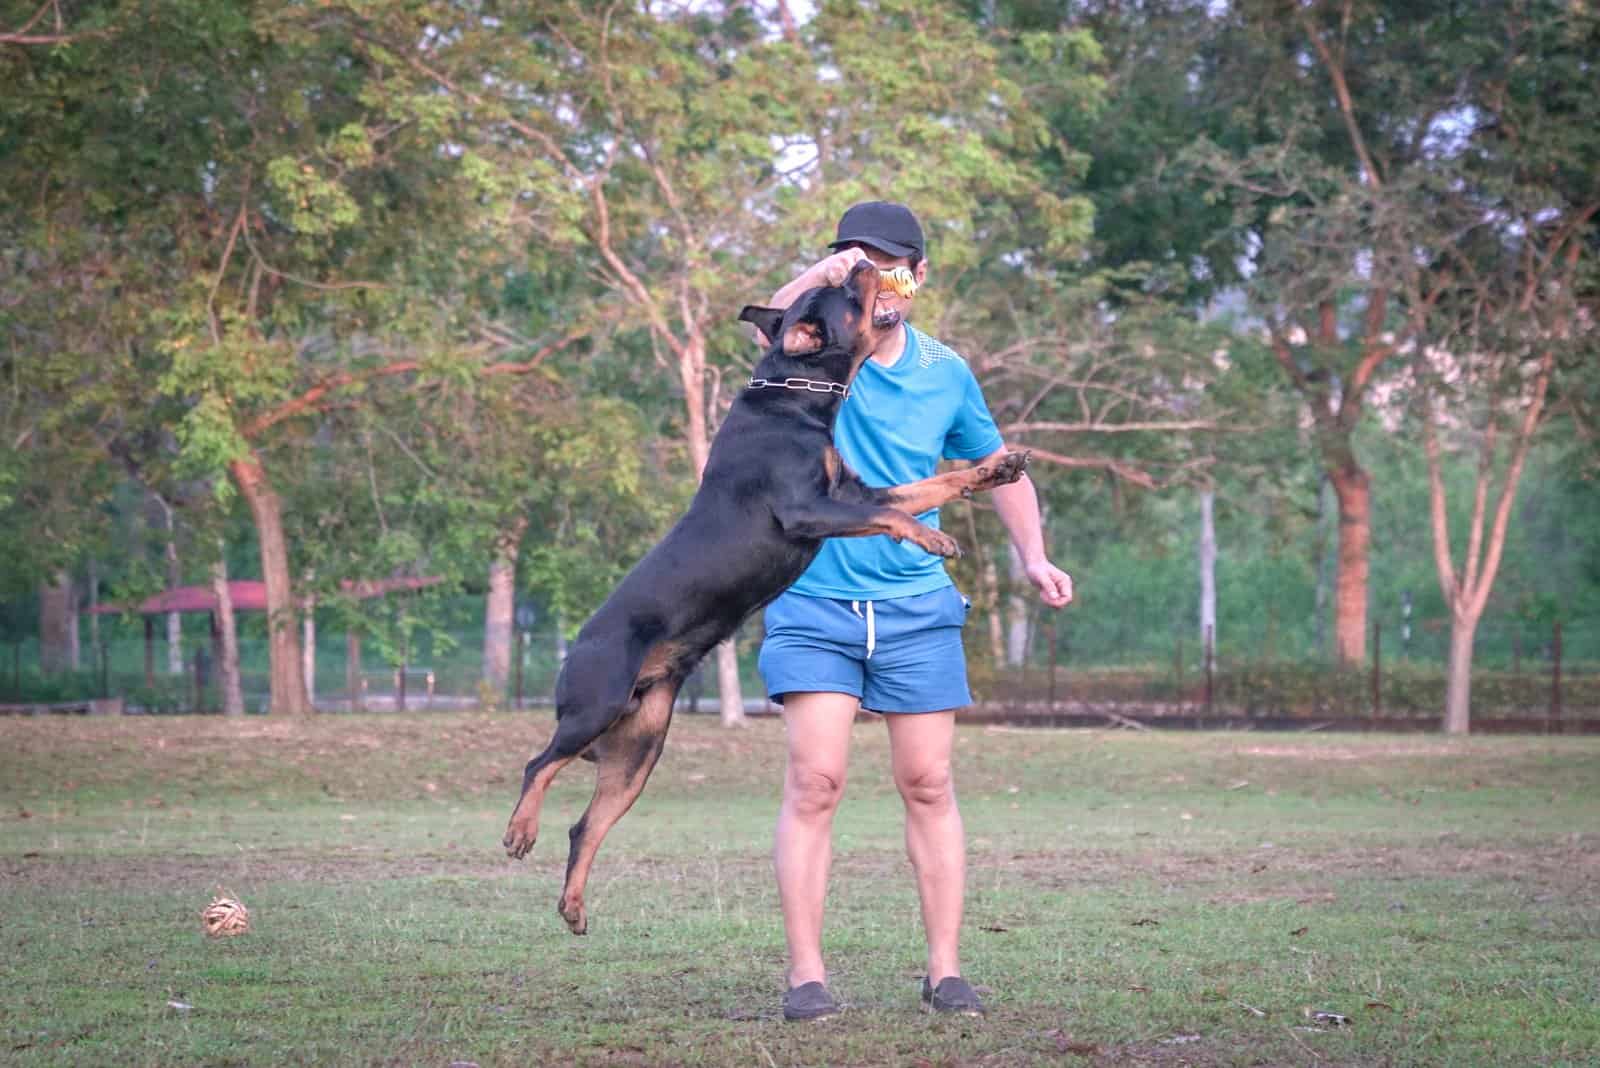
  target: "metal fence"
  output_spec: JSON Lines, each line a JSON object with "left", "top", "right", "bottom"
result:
{"left": 3, "top": 601, "right": 1594, "bottom": 721}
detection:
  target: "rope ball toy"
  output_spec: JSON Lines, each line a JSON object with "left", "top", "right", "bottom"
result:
{"left": 200, "top": 893, "right": 252, "bottom": 938}
{"left": 879, "top": 265, "right": 919, "bottom": 299}
{"left": 825, "top": 262, "right": 920, "bottom": 298}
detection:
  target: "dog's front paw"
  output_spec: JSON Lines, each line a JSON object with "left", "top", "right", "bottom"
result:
{"left": 978, "top": 450, "right": 1030, "bottom": 488}
{"left": 915, "top": 527, "right": 963, "bottom": 559}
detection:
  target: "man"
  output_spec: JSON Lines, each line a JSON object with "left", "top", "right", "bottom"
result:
{"left": 756, "top": 201, "right": 1073, "bottom": 1021}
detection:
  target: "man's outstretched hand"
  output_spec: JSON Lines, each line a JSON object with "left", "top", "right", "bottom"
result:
{"left": 1026, "top": 560, "right": 1074, "bottom": 609}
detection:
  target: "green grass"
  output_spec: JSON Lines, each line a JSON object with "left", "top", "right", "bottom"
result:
{"left": 2, "top": 715, "right": 1598, "bottom": 1066}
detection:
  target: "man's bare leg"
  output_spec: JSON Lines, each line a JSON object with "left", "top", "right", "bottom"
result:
{"left": 774, "top": 691, "right": 858, "bottom": 987}
{"left": 885, "top": 710, "right": 965, "bottom": 984}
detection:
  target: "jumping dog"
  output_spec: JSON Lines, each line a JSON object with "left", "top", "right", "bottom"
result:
{"left": 503, "top": 261, "right": 1029, "bottom": 934}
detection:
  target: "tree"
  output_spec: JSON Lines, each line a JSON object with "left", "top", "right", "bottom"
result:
{"left": 1392, "top": 2, "right": 1600, "bottom": 732}
{"left": 959, "top": 2, "right": 1299, "bottom": 665}
{"left": 327, "top": 0, "right": 1097, "bottom": 721}
{"left": 1172, "top": 1, "right": 1486, "bottom": 664}
{"left": 4, "top": 2, "right": 601, "bottom": 712}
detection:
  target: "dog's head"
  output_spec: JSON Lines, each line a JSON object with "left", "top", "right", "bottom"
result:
{"left": 738, "top": 261, "right": 896, "bottom": 386}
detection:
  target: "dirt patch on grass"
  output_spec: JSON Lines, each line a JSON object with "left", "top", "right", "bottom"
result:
{"left": 0, "top": 713, "right": 798, "bottom": 802}
{"left": 8, "top": 837, "right": 1597, "bottom": 908}
{"left": 6, "top": 715, "right": 1599, "bottom": 803}
{"left": 1003, "top": 838, "right": 1599, "bottom": 899}
{"left": 1233, "top": 742, "right": 1462, "bottom": 760}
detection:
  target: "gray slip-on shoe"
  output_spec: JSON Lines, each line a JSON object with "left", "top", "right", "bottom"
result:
{"left": 782, "top": 981, "right": 840, "bottom": 1022}
{"left": 921, "top": 975, "right": 986, "bottom": 1016}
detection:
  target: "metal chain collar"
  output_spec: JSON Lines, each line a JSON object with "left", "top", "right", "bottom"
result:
{"left": 746, "top": 376, "right": 850, "bottom": 399}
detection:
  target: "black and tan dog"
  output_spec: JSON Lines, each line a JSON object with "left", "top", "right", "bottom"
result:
{"left": 504, "top": 261, "right": 1029, "bottom": 934}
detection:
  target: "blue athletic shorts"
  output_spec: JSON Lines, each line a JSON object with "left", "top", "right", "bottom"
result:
{"left": 758, "top": 586, "right": 972, "bottom": 714}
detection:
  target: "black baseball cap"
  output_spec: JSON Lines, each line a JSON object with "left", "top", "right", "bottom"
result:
{"left": 828, "top": 201, "right": 925, "bottom": 259}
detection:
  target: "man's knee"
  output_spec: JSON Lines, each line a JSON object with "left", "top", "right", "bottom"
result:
{"left": 785, "top": 764, "right": 846, "bottom": 819}
{"left": 896, "top": 761, "right": 954, "bottom": 809}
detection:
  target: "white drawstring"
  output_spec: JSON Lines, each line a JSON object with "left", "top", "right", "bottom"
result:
{"left": 850, "top": 599, "right": 877, "bottom": 659}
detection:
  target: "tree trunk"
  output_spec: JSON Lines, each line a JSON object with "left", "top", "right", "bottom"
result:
{"left": 228, "top": 454, "right": 309, "bottom": 715}
{"left": 1328, "top": 463, "right": 1371, "bottom": 664}
{"left": 346, "top": 628, "right": 363, "bottom": 711}
{"left": 161, "top": 500, "right": 184, "bottom": 675}
{"left": 66, "top": 583, "right": 81, "bottom": 671}
{"left": 680, "top": 329, "right": 745, "bottom": 726}
{"left": 1443, "top": 613, "right": 1476, "bottom": 735}
{"left": 1005, "top": 544, "right": 1029, "bottom": 667}
{"left": 87, "top": 558, "right": 100, "bottom": 680}
{"left": 1198, "top": 488, "right": 1217, "bottom": 658}
{"left": 302, "top": 588, "right": 316, "bottom": 709}
{"left": 1423, "top": 351, "right": 1554, "bottom": 737}
{"left": 39, "top": 571, "right": 73, "bottom": 674}
{"left": 1312, "top": 478, "right": 1333, "bottom": 655}
{"left": 966, "top": 508, "right": 1004, "bottom": 664}
{"left": 482, "top": 519, "right": 528, "bottom": 701}
{"left": 212, "top": 557, "right": 245, "bottom": 717}
{"left": 715, "top": 638, "right": 744, "bottom": 727}
{"left": 679, "top": 334, "right": 713, "bottom": 479}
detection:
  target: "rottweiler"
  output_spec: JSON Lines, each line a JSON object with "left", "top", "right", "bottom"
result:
{"left": 504, "top": 261, "right": 1029, "bottom": 935}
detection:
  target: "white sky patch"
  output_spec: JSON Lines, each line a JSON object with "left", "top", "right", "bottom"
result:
{"left": 771, "top": 134, "right": 819, "bottom": 180}
{"left": 419, "top": 23, "right": 463, "bottom": 53}
{"left": 1422, "top": 106, "right": 1478, "bottom": 159}
{"left": 1234, "top": 230, "right": 1261, "bottom": 280}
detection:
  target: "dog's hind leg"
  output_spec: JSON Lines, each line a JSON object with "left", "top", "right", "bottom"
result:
{"left": 556, "top": 677, "right": 678, "bottom": 935}
{"left": 503, "top": 639, "right": 647, "bottom": 860}
{"left": 502, "top": 736, "right": 583, "bottom": 861}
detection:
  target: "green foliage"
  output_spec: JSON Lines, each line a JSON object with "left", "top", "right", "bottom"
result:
{"left": 1, "top": 0, "right": 1596, "bottom": 707}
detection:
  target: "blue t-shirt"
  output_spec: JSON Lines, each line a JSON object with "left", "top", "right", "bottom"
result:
{"left": 789, "top": 324, "right": 1004, "bottom": 600}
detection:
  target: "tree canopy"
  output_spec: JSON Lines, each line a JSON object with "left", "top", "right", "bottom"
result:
{"left": 2, "top": 0, "right": 1596, "bottom": 730}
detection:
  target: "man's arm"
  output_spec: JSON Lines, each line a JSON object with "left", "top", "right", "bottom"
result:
{"left": 981, "top": 445, "right": 1074, "bottom": 608}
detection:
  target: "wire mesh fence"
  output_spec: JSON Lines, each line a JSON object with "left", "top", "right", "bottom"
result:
{"left": 2, "top": 598, "right": 1595, "bottom": 723}
{"left": 980, "top": 613, "right": 1598, "bottom": 725}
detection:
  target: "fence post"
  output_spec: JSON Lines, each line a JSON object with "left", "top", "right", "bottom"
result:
{"left": 347, "top": 629, "right": 363, "bottom": 712}
{"left": 515, "top": 631, "right": 526, "bottom": 710}
{"left": 1551, "top": 620, "right": 1563, "bottom": 731}
{"left": 1203, "top": 624, "right": 1214, "bottom": 718}
{"left": 192, "top": 644, "right": 205, "bottom": 712}
{"left": 1047, "top": 613, "right": 1057, "bottom": 711}
{"left": 1019, "top": 629, "right": 1029, "bottom": 698}
{"left": 1371, "top": 621, "right": 1382, "bottom": 716}
{"left": 144, "top": 616, "right": 156, "bottom": 689}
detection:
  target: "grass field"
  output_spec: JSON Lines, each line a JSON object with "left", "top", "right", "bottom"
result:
{"left": 2, "top": 714, "right": 1597, "bottom": 1067}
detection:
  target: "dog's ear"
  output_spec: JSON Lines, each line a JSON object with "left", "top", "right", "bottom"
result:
{"left": 738, "top": 305, "right": 787, "bottom": 345}
{"left": 781, "top": 322, "right": 823, "bottom": 356}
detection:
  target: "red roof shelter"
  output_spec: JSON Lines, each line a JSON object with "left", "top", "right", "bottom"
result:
{"left": 92, "top": 576, "right": 442, "bottom": 616}
{"left": 93, "top": 576, "right": 444, "bottom": 698}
